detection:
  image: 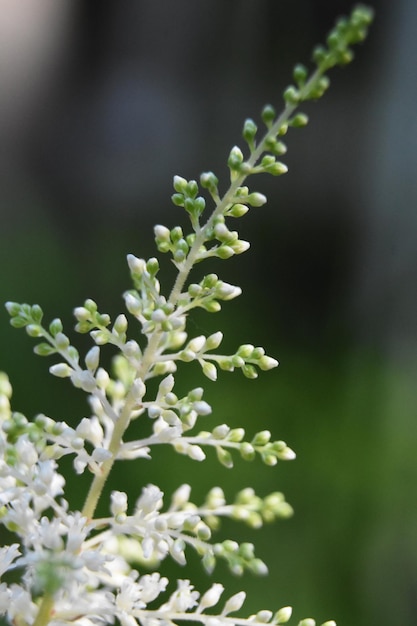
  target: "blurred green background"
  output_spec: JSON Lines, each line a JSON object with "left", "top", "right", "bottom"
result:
{"left": 2, "top": 1, "right": 417, "bottom": 625}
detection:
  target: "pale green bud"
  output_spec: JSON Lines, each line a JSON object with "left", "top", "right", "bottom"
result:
{"left": 188, "top": 335, "right": 206, "bottom": 353}
{"left": 49, "top": 363, "right": 73, "bottom": 378}
{"left": 202, "top": 361, "right": 217, "bottom": 381}
{"left": 299, "top": 620, "right": 315, "bottom": 626}
{"left": 274, "top": 606, "right": 292, "bottom": 624}
{"left": 71, "top": 370, "right": 96, "bottom": 393}
{"left": 199, "top": 583, "right": 224, "bottom": 610}
{"left": 228, "top": 145, "right": 244, "bottom": 170}
{"left": 240, "top": 442, "right": 255, "bottom": 461}
{"left": 250, "top": 558, "right": 268, "bottom": 575}
{"left": 55, "top": 332, "right": 70, "bottom": 350}
{"left": 85, "top": 346, "right": 100, "bottom": 372}
{"left": 158, "top": 374, "right": 175, "bottom": 396}
{"left": 228, "top": 203, "right": 249, "bottom": 217}
{"left": 0, "top": 374, "right": 12, "bottom": 399}
{"left": 127, "top": 254, "right": 146, "bottom": 276}
{"left": 216, "top": 245, "right": 235, "bottom": 259}
{"left": 113, "top": 314, "right": 128, "bottom": 334}
{"left": 154, "top": 224, "right": 171, "bottom": 241}
{"left": 205, "top": 331, "right": 223, "bottom": 350}
{"left": 95, "top": 368, "right": 110, "bottom": 389}
{"left": 228, "top": 428, "right": 245, "bottom": 442}
{"left": 26, "top": 324, "right": 42, "bottom": 337}
{"left": 256, "top": 610, "right": 273, "bottom": 622}
{"left": 173, "top": 175, "right": 188, "bottom": 193}
{"left": 231, "top": 240, "right": 250, "bottom": 254}
{"left": 223, "top": 591, "right": 246, "bottom": 615}
{"left": 251, "top": 430, "right": 271, "bottom": 445}
{"left": 212, "top": 424, "right": 230, "bottom": 439}
{"left": 124, "top": 293, "right": 141, "bottom": 315}
{"left": 246, "top": 192, "right": 267, "bottom": 207}
{"left": 216, "top": 446, "right": 233, "bottom": 468}
{"left": 258, "top": 355, "right": 279, "bottom": 370}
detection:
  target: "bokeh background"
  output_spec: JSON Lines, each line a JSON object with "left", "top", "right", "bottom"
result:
{"left": 1, "top": 1, "right": 417, "bottom": 624}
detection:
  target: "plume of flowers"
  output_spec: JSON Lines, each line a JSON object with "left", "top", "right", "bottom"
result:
{"left": 0, "top": 6, "right": 373, "bottom": 626}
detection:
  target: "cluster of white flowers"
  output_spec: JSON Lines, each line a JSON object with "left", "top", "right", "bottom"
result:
{"left": 0, "top": 7, "right": 372, "bottom": 626}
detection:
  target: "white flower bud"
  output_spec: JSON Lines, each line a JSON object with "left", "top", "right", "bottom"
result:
{"left": 71, "top": 370, "right": 97, "bottom": 393}
{"left": 193, "top": 401, "right": 212, "bottom": 416}
{"left": 127, "top": 254, "right": 146, "bottom": 275}
{"left": 202, "top": 361, "right": 217, "bottom": 381}
{"left": 187, "top": 335, "right": 206, "bottom": 353}
{"left": 199, "top": 583, "right": 224, "bottom": 610}
{"left": 171, "top": 484, "right": 191, "bottom": 507}
{"left": 92, "top": 448, "right": 112, "bottom": 463}
{"left": 85, "top": 346, "right": 100, "bottom": 372}
{"left": 258, "top": 355, "right": 279, "bottom": 370}
{"left": 222, "top": 591, "right": 246, "bottom": 614}
{"left": 125, "top": 295, "right": 142, "bottom": 317}
{"left": 205, "top": 331, "right": 223, "bottom": 350}
{"left": 49, "top": 363, "right": 73, "bottom": 378}
{"left": 188, "top": 445, "right": 206, "bottom": 461}
{"left": 158, "top": 374, "right": 175, "bottom": 396}
{"left": 274, "top": 606, "right": 292, "bottom": 624}
{"left": 154, "top": 224, "right": 171, "bottom": 241}
{"left": 111, "top": 490, "right": 128, "bottom": 516}
{"left": 247, "top": 192, "right": 267, "bottom": 207}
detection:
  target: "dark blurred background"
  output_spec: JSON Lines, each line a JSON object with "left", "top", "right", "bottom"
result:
{"left": 1, "top": 1, "right": 417, "bottom": 624}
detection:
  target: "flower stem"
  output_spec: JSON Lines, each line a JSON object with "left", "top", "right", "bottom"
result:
{"left": 32, "top": 594, "right": 54, "bottom": 626}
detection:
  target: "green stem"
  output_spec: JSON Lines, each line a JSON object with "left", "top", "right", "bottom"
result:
{"left": 81, "top": 331, "right": 162, "bottom": 520}
{"left": 32, "top": 594, "right": 54, "bottom": 626}
{"left": 167, "top": 69, "right": 327, "bottom": 304}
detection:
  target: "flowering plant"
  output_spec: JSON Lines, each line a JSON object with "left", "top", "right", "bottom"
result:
{"left": 0, "top": 7, "right": 372, "bottom": 626}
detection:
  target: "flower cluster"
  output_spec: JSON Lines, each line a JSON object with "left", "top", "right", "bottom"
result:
{"left": 0, "top": 6, "right": 372, "bottom": 626}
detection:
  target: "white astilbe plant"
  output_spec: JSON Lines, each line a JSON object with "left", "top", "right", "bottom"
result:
{"left": 0, "top": 7, "right": 372, "bottom": 626}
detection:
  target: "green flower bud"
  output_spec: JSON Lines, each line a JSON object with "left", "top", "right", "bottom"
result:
{"left": 283, "top": 85, "right": 300, "bottom": 105}
{"left": 26, "top": 324, "right": 42, "bottom": 338}
{"left": 49, "top": 318, "right": 64, "bottom": 336}
{"left": 171, "top": 193, "right": 185, "bottom": 207}
{"left": 216, "top": 446, "right": 233, "bottom": 468}
{"left": 186, "top": 179, "right": 198, "bottom": 198}
{"left": 205, "top": 331, "right": 223, "bottom": 350}
{"left": 251, "top": 430, "right": 271, "bottom": 446}
{"left": 293, "top": 63, "right": 308, "bottom": 86}
{"left": 5, "top": 301, "right": 21, "bottom": 316}
{"left": 290, "top": 113, "right": 309, "bottom": 128}
{"left": 274, "top": 606, "right": 292, "bottom": 624}
{"left": 154, "top": 224, "right": 171, "bottom": 241}
{"left": 227, "top": 428, "right": 245, "bottom": 442}
{"left": 240, "top": 442, "right": 255, "bottom": 461}
{"left": 261, "top": 104, "right": 276, "bottom": 128}
{"left": 200, "top": 171, "right": 219, "bottom": 193}
{"left": 173, "top": 175, "right": 188, "bottom": 193}
{"left": 228, "top": 146, "right": 244, "bottom": 170}
{"left": 202, "top": 361, "right": 217, "bottom": 381}
{"left": 243, "top": 118, "right": 257, "bottom": 149}
{"left": 85, "top": 346, "right": 100, "bottom": 372}
{"left": 242, "top": 364, "right": 258, "bottom": 379}
{"left": 228, "top": 203, "right": 249, "bottom": 217}
{"left": 246, "top": 192, "right": 267, "bottom": 207}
